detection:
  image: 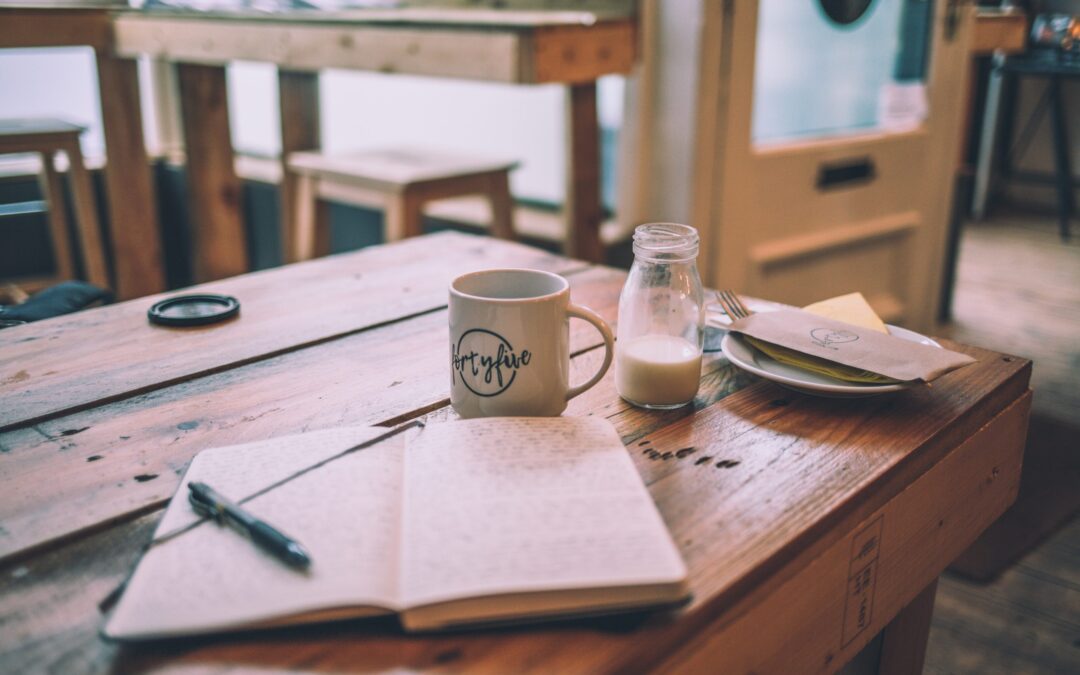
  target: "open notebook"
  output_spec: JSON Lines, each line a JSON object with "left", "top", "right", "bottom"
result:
{"left": 103, "top": 417, "right": 688, "bottom": 640}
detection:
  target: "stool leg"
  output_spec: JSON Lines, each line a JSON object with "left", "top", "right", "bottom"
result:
{"left": 314, "top": 199, "right": 333, "bottom": 257}
{"left": 64, "top": 139, "right": 109, "bottom": 288}
{"left": 38, "top": 151, "right": 76, "bottom": 282}
{"left": 1049, "top": 76, "right": 1073, "bottom": 241}
{"left": 384, "top": 189, "right": 424, "bottom": 242}
{"left": 487, "top": 171, "right": 516, "bottom": 240}
{"left": 293, "top": 172, "right": 318, "bottom": 261}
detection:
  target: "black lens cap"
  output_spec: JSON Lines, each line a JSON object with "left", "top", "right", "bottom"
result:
{"left": 148, "top": 294, "right": 240, "bottom": 327}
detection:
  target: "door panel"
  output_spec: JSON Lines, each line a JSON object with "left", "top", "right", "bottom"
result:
{"left": 693, "top": 0, "right": 973, "bottom": 332}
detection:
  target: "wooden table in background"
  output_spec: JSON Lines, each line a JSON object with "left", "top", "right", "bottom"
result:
{"left": 0, "top": 232, "right": 1031, "bottom": 673}
{"left": 112, "top": 8, "right": 636, "bottom": 275}
{"left": 0, "top": 6, "right": 165, "bottom": 300}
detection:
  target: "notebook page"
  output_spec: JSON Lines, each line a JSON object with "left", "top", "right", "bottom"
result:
{"left": 399, "top": 417, "right": 686, "bottom": 609}
{"left": 105, "top": 428, "right": 406, "bottom": 640}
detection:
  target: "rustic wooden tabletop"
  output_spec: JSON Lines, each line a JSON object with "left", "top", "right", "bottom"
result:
{"left": 0, "top": 232, "right": 1031, "bottom": 673}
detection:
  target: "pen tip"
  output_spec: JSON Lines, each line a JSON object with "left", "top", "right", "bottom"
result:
{"left": 287, "top": 543, "right": 312, "bottom": 569}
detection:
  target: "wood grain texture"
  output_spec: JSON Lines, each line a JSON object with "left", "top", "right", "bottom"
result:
{"left": 0, "top": 260, "right": 610, "bottom": 562}
{"left": 0, "top": 234, "right": 1034, "bottom": 674}
{"left": 95, "top": 54, "right": 166, "bottom": 300}
{"left": 655, "top": 392, "right": 1029, "bottom": 674}
{"left": 972, "top": 12, "right": 1028, "bottom": 55}
{"left": 564, "top": 81, "right": 604, "bottom": 262}
{"left": 278, "top": 70, "right": 321, "bottom": 264}
{"left": 114, "top": 16, "right": 524, "bottom": 82}
{"left": 0, "top": 348, "right": 1029, "bottom": 674}
{"left": 177, "top": 63, "right": 249, "bottom": 283}
{"left": 528, "top": 20, "right": 636, "bottom": 84}
{"left": 112, "top": 11, "right": 635, "bottom": 83}
{"left": 0, "top": 7, "right": 110, "bottom": 50}
{"left": 0, "top": 233, "right": 576, "bottom": 432}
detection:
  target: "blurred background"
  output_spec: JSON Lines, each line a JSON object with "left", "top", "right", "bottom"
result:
{"left": 1, "top": 1, "right": 1077, "bottom": 672}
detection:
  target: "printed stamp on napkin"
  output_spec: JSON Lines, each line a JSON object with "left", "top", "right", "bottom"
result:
{"left": 728, "top": 310, "right": 976, "bottom": 383}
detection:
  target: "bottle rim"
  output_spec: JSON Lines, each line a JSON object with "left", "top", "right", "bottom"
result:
{"left": 632, "top": 223, "right": 699, "bottom": 261}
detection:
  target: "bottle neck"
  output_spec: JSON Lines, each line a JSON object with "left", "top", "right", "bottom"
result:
{"left": 632, "top": 223, "right": 699, "bottom": 264}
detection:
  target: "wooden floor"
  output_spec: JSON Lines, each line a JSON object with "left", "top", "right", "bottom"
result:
{"left": 925, "top": 211, "right": 1080, "bottom": 674}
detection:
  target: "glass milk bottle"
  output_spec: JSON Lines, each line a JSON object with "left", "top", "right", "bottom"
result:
{"left": 615, "top": 223, "right": 705, "bottom": 409}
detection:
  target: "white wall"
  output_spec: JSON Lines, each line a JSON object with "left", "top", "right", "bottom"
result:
{"left": 617, "top": 0, "right": 703, "bottom": 227}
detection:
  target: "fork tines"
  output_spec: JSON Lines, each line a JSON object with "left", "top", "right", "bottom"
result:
{"left": 716, "top": 290, "right": 752, "bottom": 321}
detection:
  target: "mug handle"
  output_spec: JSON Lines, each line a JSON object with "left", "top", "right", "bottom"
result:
{"left": 565, "top": 303, "right": 615, "bottom": 401}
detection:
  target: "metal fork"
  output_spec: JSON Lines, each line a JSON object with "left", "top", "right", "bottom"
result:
{"left": 715, "top": 289, "right": 752, "bottom": 321}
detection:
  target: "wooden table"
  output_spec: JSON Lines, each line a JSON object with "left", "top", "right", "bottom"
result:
{"left": 111, "top": 8, "right": 636, "bottom": 277}
{"left": 0, "top": 6, "right": 165, "bottom": 300}
{"left": 0, "top": 232, "right": 1031, "bottom": 673}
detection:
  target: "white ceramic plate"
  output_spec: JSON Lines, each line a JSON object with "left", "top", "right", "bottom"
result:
{"left": 719, "top": 325, "right": 941, "bottom": 398}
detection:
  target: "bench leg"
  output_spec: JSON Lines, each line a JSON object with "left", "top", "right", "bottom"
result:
{"left": 487, "top": 171, "right": 515, "bottom": 240}
{"left": 1048, "top": 76, "right": 1073, "bottom": 241}
{"left": 95, "top": 53, "right": 164, "bottom": 298}
{"left": 177, "top": 62, "right": 248, "bottom": 282}
{"left": 279, "top": 70, "right": 321, "bottom": 263}
{"left": 565, "top": 81, "right": 604, "bottom": 262}
{"left": 877, "top": 578, "right": 938, "bottom": 675}
{"left": 64, "top": 139, "right": 109, "bottom": 289}
{"left": 38, "top": 151, "right": 76, "bottom": 283}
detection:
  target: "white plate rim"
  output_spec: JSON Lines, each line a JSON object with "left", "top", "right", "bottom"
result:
{"left": 719, "top": 325, "right": 942, "bottom": 397}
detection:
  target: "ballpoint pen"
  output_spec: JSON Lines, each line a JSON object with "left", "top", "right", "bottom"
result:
{"left": 188, "top": 481, "right": 312, "bottom": 570}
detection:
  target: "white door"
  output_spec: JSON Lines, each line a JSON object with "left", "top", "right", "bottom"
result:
{"left": 692, "top": 0, "right": 972, "bottom": 332}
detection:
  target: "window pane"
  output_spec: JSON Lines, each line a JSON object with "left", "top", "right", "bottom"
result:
{"left": 752, "top": 0, "right": 933, "bottom": 144}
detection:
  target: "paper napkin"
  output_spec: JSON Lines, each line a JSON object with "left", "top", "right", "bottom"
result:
{"left": 728, "top": 307, "right": 976, "bottom": 384}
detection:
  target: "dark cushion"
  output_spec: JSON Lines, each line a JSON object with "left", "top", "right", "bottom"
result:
{"left": 0, "top": 281, "right": 113, "bottom": 323}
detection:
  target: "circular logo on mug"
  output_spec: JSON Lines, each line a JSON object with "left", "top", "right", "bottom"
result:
{"left": 452, "top": 329, "right": 532, "bottom": 397}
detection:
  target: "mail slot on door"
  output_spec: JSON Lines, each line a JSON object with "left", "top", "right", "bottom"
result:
{"left": 816, "top": 157, "right": 877, "bottom": 191}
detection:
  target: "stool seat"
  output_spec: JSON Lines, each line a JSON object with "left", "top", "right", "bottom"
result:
{"left": 0, "top": 118, "right": 107, "bottom": 291}
{"left": 289, "top": 147, "right": 519, "bottom": 192}
{"left": 286, "top": 147, "right": 520, "bottom": 260}
{"left": 0, "top": 117, "right": 85, "bottom": 137}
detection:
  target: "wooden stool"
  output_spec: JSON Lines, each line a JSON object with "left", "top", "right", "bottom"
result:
{"left": 287, "top": 148, "right": 519, "bottom": 260}
{"left": 0, "top": 119, "right": 108, "bottom": 291}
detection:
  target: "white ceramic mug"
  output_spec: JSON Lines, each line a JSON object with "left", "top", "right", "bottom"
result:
{"left": 449, "top": 268, "right": 614, "bottom": 418}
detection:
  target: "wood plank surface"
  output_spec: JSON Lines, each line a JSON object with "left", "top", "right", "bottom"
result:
{"left": 113, "top": 12, "right": 635, "bottom": 83}
{"left": 528, "top": 20, "right": 636, "bottom": 84}
{"left": 0, "top": 7, "right": 110, "bottom": 50}
{"left": 0, "top": 265, "right": 620, "bottom": 561}
{"left": 114, "top": 16, "right": 524, "bottom": 82}
{"left": 972, "top": 11, "right": 1028, "bottom": 55}
{"left": 0, "top": 234, "right": 1033, "bottom": 674}
{"left": 0, "top": 233, "right": 576, "bottom": 431}
{"left": 655, "top": 392, "right": 1030, "bottom": 674}
{"left": 0, "top": 348, "right": 1029, "bottom": 674}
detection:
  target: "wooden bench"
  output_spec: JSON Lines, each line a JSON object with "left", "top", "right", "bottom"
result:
{"left": 0, "top": 118, "right": 108, "bottom": 291}
{"left": 287, "top": 147, "right": 518, "bottom": 260}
